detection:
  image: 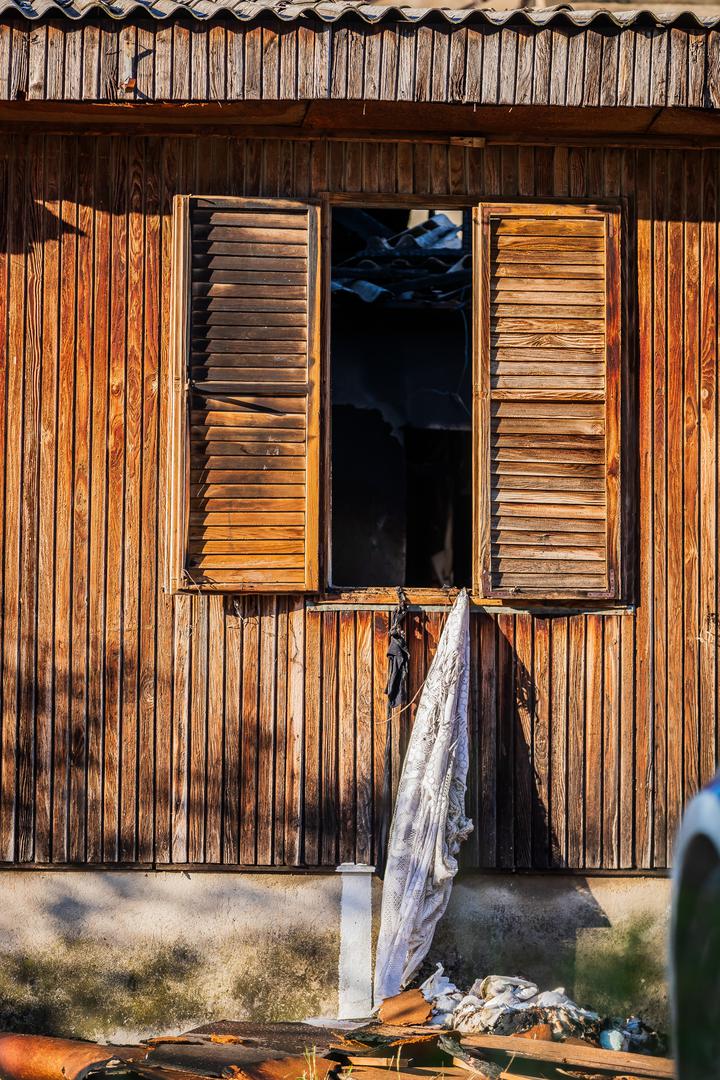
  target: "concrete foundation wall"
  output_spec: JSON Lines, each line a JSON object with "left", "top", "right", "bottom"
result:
{"left": 0, "top": 871, "right": 341, "bottom": 1042}
{"left": 0, "top": 870, "right": 670, "bottom": 1042}
{"left": 428, "top": 876, "right": 672, "bottom": 1033}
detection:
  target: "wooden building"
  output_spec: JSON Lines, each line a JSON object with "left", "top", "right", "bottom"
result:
{"left": 0, "top": 0, "right": 719, "bottom": 888}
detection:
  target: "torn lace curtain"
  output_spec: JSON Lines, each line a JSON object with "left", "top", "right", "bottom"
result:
{"left": 375, "top": 589, "right": 473, "bottom": 1004}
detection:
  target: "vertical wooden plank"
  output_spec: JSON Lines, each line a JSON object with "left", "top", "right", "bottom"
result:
{"left": 635, "top": 147, "right": 654, "bottom": 868}
{"left": 205, "top": 595, "right": 225, "bottom": 864}
{"left": 478, "top": 615, "right": 497, "bottom": 867}
{"left": 619, "top": 614, "right": 636, "bottom": 868}
{"left": 170, "top": 596, "right": 190, "bottom": 863}
{"left": 68, "top": 135, "right": 94, "bottom": 863}
{"left": 372, "top": 611, "right": 389, "bottom": 868}
{"left": 154, "top": 25, "right": 172, "bottom": 100}
{"left": 321, "top": 611, "right": 339, "bottom": 866}
{"left": 102, "top": 135, "right": 127, "bottom": 863}
{"left": 603, "top": 615, "right": 621, "bottom": 869}
{"left": 239, "top": 597, "right": 260, "bottom": 865}
{"left": 35, "top": 135, "right": 61, "bottom": 864}
{"left": 533, "top": 617, "right": 550, "bottom": 869}
{"left": 187, "top": 598, "right": 209, "bottom": 863}
{"left": 355, "top": 610, "right": 373, "bottom": 865}
{"left": 190, "top": 24, "right": 208, "bottom": 101}
{"left": 0, "top": 135, "right": 11, "bottom": 858}
{"left": 497, "top": 29, "right": 517, "bottom": 106}
{"left": 346, "top": 24, "right": 364, "bottom": 99}
{"left": 650, "top": 28, "right": 669, "bottom": 107}
{"left": 338, "top": 611, "right": 356, "bottom": 864}
{"left": 513, "top": 612, "right": 532, "bottom": 869}
{"left": 532, "top": 29, "right": 551, "bottom": 104}
{"left": 431, "top": 27, "right": 449, "bottom": 102}
{"left": 256, "top": 596, "right": 277, "bottom": 865}
{"left": 397, "top": 142, "right": 413, "bottom": 196}
{"left": 549, "top": 618, "right": 568, "bottom": 867}
{"left": 584, "top": 615, "right": 603, "bottom": 869}
{"left": 272, "top": 596, "right": 288, "bottom": 866}
{"left": 0, "top": 23, "right": 11, "bottom": 99}
{"left": 16, "top": 136, "right": 43, "bottom": 862}
{"left": 565, "top": 29, "right": 585, "bottom": 106}
{"left": 138, "top": 137, "right": 161, "bottom": 862}
{"left": 464, "top": 611, "right": 480, "bottom": 869}
{"left": 84, "top": 138, "right": 109, "bottom": 863}
{"left": 549, "top": 29, "right": 569, "bottom": 106}
{"left": 567, "top": 615, "right": 585, "bottom": 867}
{"left": 699, "top": 151, "right": 718, "bottom": 789}
{"left": 172, "top": 23, "right": 191, "bottom": 100}
{"left": 51, "top": 136, "right": 76, "bottom": 862}
{"left": 496, "top": 614, "right": 514, "bottom": 868}
{"left": 633, "top": 30, "right": 652, "bottom": 107}
{"left": 226, "top": 23, "right": 244, "bottom": 101}
{"left": 665, "top": 149, "right": 684, "bottom": 867}
{"left": 118, "top": 137, "right": 144, "bottom": 862}
{"left": 682, "top": 150, "right": 701, "bottom": 840}
{"left": 156, "top": 137, "right": 187, "bottom": 864}
{"left": 303, "top": 606, "right": 321, "bottom": 866}
{"left": 285, "top": 598, "right": 305, "bottom": 866}
{"left": 209, "top": 24, "right": 226, "bottom": 101}
{"left": 223, "top": 600, "right": 241, "bottom": 864}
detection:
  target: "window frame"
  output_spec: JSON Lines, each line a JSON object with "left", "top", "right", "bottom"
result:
{"left": 320, "top": 193, "right": 626, "bottom": 607}
{"left": 167, "top": 192, "right": 626, "bottom": 606}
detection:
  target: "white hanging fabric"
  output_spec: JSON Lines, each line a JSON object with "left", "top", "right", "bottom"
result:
{"left": 374, "top": 589, "right": 473, "bottom": 1004}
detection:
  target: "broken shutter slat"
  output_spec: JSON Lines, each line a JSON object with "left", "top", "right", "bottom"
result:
{"left": 167, "top": 197, "right": 321, "bottom": 593}
{"left": 475, "top": 202, "right": 622, "bottom": 600}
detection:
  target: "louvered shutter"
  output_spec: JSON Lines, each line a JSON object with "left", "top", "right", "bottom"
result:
{"left": 475, "top": 203, "right": 621, "bottom": 599}
{"left": 167, "top": 197, "right": 321, "bottom": 593}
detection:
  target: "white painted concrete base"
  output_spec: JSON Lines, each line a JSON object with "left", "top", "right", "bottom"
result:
{"left": 336, "top": 863, "right": 375, "bottom": 1019}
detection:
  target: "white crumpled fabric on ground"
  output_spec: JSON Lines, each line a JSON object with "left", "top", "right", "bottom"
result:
{"left": 374, "top": 590, "right": 473, "bottom": 1004}
{"left": 450, "top": 975, "right": 599, "bottom": 1034}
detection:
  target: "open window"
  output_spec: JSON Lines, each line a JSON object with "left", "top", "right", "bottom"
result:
{"left": 167, "top": 196, "right": 622, "bottom": 601}
{"left": 329, "top": 207, "right": 473, "bottom": 590}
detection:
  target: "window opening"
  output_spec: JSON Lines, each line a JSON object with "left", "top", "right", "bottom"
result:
{"left": 330, "top": 207, "right": 472, "bottom": 589}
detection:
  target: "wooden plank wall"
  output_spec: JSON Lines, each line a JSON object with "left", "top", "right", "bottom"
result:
{"left": 0, "top": 132, "right": 717, "bottom": 870}
{"left": 0, "top": 16, "right": 716, "bottom": 111}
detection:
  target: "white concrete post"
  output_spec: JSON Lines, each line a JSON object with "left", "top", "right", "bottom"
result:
{"left": 336, "top": 862, "right": 375, "bottom": 1019}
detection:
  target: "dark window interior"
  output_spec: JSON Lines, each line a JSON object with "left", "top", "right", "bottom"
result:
{"left": 330, "top": 207, "right": 473, "bottom": 588}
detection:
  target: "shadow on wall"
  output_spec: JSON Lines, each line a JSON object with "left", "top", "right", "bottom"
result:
{"left": 0, "top": 872, "right": 341, "bottom": 1040}
{"left": 0, "top": 921, "right": 339, "bottom": 1040}
{"left": 423, "top": 876, "right": 669, "bottom": 1032}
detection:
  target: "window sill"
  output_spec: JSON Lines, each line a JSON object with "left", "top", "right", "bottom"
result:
{"left": 311, "top": 588, "right": 635, "bottom": 615}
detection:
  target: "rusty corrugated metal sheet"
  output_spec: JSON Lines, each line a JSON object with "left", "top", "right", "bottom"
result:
{"left": 0, "top": 1035, "right": 139, "bottom": 1080}
{"left": 0, "top": 0, "right": 719, "bottom": 24}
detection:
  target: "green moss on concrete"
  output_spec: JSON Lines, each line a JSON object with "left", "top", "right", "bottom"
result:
{"left": 0, "top": 938, "right": 206, "bottom": 1040}
{"left": 0, "top": 926, "right": 339, "bottom": 1040}
{"left": 230, "top": 928, "right": 340, "bottom": 1021}
{"left": 574, "top": 913, "right": 669, "bottom": 1030}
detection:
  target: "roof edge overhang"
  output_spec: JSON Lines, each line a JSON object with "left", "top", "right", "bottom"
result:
{"left": 3, "top": 1, "right": 720, "bottom": 27}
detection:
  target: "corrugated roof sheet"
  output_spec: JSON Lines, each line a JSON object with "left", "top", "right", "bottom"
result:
{"left": 2, "top": 0, "right": 720, "bottom": 24}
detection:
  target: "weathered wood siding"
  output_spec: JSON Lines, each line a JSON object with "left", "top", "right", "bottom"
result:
{"left": 0, "top": 17, "right": 717, "bottom": 110}
{"left": 0, "top": 133, "right": 717, "bottom": 870}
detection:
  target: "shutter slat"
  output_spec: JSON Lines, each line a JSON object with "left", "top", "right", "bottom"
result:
{"left": 169, "top": 196, "right": 320, "bottom": 592}
{"left": 478, "top": 200, "right": 622, "bottom": 599}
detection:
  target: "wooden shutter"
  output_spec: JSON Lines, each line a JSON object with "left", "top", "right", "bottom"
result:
{"left": 167, "top": 197, "right": 321, "bottom": 593}
{"left": 475, "top": 202, "right": 621, "bottom": 599}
